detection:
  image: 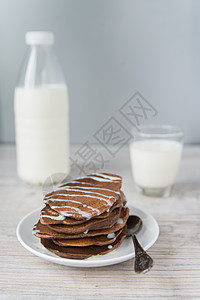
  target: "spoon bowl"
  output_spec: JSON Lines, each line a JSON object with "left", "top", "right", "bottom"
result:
{"left": 126, "top": 215, "right": 143, "bottom": 237}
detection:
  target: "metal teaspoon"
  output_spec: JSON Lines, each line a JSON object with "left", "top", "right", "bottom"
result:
{"left": 126, "top": 215, "right": 154, "bottom": 273}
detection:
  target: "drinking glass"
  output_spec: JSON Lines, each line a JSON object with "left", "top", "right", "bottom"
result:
{"left": 129, "top": 124, "right": 184, "bottom": 197}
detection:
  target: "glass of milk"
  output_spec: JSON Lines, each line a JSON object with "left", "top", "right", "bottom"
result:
{"left": 129, "top": 125, "right": 184, "bottom": 197}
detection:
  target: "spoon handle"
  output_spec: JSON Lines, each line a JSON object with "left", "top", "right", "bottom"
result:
{"left": 132, "top": 234, "right": 153, "bottom": 273}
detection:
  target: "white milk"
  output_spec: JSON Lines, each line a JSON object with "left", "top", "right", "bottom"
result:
{"left": 130, "top": 139, "right": 182, "bottom": 189}
{"left": 14, "top": 85, "right": 69, "bottom": 184}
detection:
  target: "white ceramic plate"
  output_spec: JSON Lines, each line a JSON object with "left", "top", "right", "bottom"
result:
{"left": 16, "top": 206, "right": 159, "bottom": 268}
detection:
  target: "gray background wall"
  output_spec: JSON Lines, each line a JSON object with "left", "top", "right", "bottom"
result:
{"left": 0, "top": 0, "right": 199, "bottom": 144}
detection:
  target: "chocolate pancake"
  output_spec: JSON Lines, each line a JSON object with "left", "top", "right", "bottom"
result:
{"left": 41, "top": 226, "right": 127, "bottom": 259}
{"left": 40, "top": 190, "right": 126, "bottom": 226}
{"left": 53, "top": 228, "right": 123, "bottom": 247}
{"left": 61, "top": 173, "right": 122, "bottom": 191}
{"left": 47, "top": 206, "right": 122, "bottom": 234}
{"left": 44, "top": 173, "right": 122, "bottom": 221}
{"left": 33, "top": 173, "right": 129, "bottom": 260}
{"left": 33, "top": 207, "right": 129, "bottom": 240}
{"left": 96, "top": 190, "right": 127, "bottom": 219}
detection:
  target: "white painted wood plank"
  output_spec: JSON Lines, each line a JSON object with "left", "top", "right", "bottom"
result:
{"left": 0, "top": 144, "right": 200, "bottom": 299}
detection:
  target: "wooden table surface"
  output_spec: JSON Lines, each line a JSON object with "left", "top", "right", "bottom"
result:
{"left": 1, "top": 144, "right": 200, "bottom": 299}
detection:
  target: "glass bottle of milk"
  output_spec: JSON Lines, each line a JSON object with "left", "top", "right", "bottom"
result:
{"left": 14, "top": 32, "right": 69, "bottom": 184}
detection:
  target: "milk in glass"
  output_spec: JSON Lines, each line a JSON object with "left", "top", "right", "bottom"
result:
{"left": 130, "top": 139, "right": 183, "bottom": 189}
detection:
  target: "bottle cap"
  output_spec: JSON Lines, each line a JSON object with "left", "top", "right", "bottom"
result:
{"left": 25, "top": 31, "right": 54, "bottom": 45}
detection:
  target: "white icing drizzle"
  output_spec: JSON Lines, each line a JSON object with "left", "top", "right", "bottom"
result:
{"left": 53, "top": 184, "right": 120, "bottom": 195}
{"left": 32, "top": 226, "right": 40, "bottom": 234}
{"left": 45, "top": 189, "right": 114, "bottom": 201}
{"left": 44, "top": 194, "right": 112, "bottom": 206}
{"left": 76, "top": 173, "right": 120, "bottom": 183}
{"left": 85, "top": 175, "right": 115, "bottom": 183}
{"left": 51, "top": 204, "right": 100, "bottom": 215}
{"left": 83, "top": 229, "right": 89, "bottom": 234}
{"left": 61, "top": 181, "right": 96, "bottom": 187}
{"left": 91, "top": 173, "right": 121, "bottom": 181}
{"left": 41, "top": 214, "right": 66, "bottom": 221}
{"left": 117, "top": 218, "right": 123, "bottom": 225}
{"left": 108, "top": 245, "right": 113, "bottom": 249}
{"left": 107, "top": 233, "right": 115, "bottom": 239}
{"left": 56, "top": 206, "right": 92, "bottom": 219}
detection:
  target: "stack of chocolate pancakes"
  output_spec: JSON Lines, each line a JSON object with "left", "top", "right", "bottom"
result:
{"left": 33, "top": 173, "right": 129, "bottom": 259}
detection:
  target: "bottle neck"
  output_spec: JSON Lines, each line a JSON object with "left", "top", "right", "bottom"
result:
{"left": 29, "top": 44, "right": 53, "bottom": 51}
{"left": 17, "top": 44, "right": 66, "bottom": 88}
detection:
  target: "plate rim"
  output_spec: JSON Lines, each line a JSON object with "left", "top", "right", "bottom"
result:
{"left": 16, "top": 206, "right": 159, "bottom": 268}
